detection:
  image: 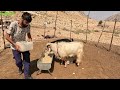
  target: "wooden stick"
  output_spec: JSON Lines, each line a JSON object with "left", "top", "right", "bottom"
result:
{"left": 108, "top": 19, "right": 117, "bottom": 51}
{"left": 86, "top": 11, "right": 90, "bottom": 43}
{"left": 96, "top": 21, "right": 106, "bottom": 47}
{"left": 53, "top": 11, "right": 58, "bottom": 37}
{"left": 70, "top": 20, "right": 72, "bottom": 40}
{"left": 1, "top": 11, "right": 5, "bottom": 49}
{"left": 43, "top": 11, "right": 47, "bottom": 38}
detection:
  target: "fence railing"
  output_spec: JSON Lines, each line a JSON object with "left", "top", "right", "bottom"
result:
{"left": 1, "top": 11, "right": 120, "bottom": 52}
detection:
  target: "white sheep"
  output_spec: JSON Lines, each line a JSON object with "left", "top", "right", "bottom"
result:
{"left": 46, "top": 41, "right": 84, "bottom": 68}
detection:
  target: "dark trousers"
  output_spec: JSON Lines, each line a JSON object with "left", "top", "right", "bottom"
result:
{"left": 12, "top": 50, "right": 30, "bottom": 77}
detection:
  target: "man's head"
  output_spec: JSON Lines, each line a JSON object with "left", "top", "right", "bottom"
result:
{"left": 20, "top": 12, "right": 32, "bottom": 27}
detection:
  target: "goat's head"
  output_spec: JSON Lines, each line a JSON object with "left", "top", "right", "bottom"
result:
{"left": 45, "top": 43, "right": 55, "bottom": 56}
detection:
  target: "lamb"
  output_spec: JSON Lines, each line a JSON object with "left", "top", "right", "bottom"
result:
{"left": 45, "top": 41, "right": 84, "bottom": 68}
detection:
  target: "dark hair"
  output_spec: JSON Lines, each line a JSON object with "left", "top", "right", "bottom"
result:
{"left": 22, "top": 12, "right": 32, "bottom": 23}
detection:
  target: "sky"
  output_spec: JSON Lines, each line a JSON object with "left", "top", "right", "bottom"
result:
{"left": 84, "top": 11, "right": 120, "bottom": 21}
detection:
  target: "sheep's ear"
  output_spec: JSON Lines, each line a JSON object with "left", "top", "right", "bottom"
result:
{"left": 46, "top": 43, "right": 51, "bottom": 47}
{"left": 55, "top": 42, "right": 58, "bottom": 44}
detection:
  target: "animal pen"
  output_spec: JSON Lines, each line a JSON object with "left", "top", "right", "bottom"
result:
{"left": 1, "top": 11, "right": 120, "bottom": 79}
{"left": 0, "top": 11, "right": 120, "bottom": 53}
{"left": 34, "top": 11, "right": 120, "bottom": 52}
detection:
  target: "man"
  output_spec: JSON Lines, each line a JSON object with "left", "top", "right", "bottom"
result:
{"left": 4, "top": 12, "right": 33, "bottom": 79}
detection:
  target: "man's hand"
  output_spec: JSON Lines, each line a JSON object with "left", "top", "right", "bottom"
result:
{"left": 27, "top": 38, "right": 32, "bottom": 42}
{"left": 14, "top": 44, "right": 20, "bottom": 51}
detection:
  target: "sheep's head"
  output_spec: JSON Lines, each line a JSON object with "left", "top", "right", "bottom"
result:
{"left": 45, "top": 43, "right": 54, "bottom": 55}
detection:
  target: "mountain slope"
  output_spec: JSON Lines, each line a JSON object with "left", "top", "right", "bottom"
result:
{"left": 105, "top": 13, "right": 120, "bottom": 22}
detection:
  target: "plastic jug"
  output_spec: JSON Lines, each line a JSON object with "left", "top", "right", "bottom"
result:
{"left": 16, "top": 41, "right": 33, "bottom": 52}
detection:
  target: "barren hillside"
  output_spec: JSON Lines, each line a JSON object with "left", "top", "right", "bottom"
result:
{"left": 105, "top": 13, "right": 120, "bottom": 22}
{"left": 1, "top": 11, "right": 120, "bottom": 51}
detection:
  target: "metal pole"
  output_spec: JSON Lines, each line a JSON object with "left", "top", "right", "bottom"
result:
{"left": 1, "top": 11, "right": 5, "bottom": 49}
{"left": 54, "top": 11, "right": 58, "bottom": 37}
{"left": 108, "top": 19, "right": 117, "bottom": 51}
{"left": 96, "top": 21, "right": 106, "bottom": 47}
{"left": 86, "top": 11, "right": 90, "bottom": 43}
{"left": 70, "top": 20, "right": 72, "bottom": 40}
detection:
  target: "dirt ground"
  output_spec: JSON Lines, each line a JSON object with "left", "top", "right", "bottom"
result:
{"left": 1, "top": 12, "right": 120, "bottom": 79}
{"left": 0, "top": 38, "right": 120, "bottom": 79}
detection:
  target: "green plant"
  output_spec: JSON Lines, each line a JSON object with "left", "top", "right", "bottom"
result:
{"left": 0, "top": 11, "right": 15, "bottom": 16}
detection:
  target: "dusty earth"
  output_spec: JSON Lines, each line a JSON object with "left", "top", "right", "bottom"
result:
{"left": 0, "top": 27, "right": 120, "bottom": 79}
{"left": 0, "top": 11, "right": 120, "bottom": 79}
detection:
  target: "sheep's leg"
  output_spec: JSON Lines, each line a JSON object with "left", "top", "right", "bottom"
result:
{"left": 76, "top": 56, "right": 82, "bottom": 66}
{"left": 60, "top": 60, "right": 64, "bottom": 65}
{"left": 66, "top": 60, "right": 70, "bottom": 65}
{"left": 64, "top": 60, "right": 70, "bottom": 68}
{"left": 64, "top": 61, "right": 67, "bottom": 68}
{"left": 60, "top": 58, "right": 67, "bottom": 68}
{"left": 76, "top": 60, "right": 80, "bottom": 66}
{"left": 76, "top": 50, "right": 83, "bottom": 66}
{"left": 60, "top": 57, "right": 64, "bottom": 65}
{"left": 64, "top": 58, "right": 68, "bottom": 68}
{"left": 60, "top": 58, "right": 68, "bottom": 68}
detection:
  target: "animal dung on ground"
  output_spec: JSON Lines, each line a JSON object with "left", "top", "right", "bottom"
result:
{"left": 54, "top": 77, "right": 57, "bottom": 79}
{"left": 73, "top": 73, "right": 75, "bottom": 74}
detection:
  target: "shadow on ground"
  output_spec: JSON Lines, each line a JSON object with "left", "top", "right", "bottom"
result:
{"left": 30, "top": 59, "right": 39, "bottom": 75}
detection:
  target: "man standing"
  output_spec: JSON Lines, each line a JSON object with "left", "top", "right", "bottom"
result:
{"left": 4, "top": 12, "right": 33, "bottom": 79}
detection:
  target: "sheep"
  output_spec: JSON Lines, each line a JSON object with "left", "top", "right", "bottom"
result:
{"left": 45, "top": 41, "right": 84, "bottom": 68}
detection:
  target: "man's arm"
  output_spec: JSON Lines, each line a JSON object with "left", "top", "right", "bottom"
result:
{"left": 4, "top": 31, "right": 19, "bottom": 50}
{"left": 4, "top": 31, "right": 15, "bottom": 46}
{"left": 27, "top": 32, "right": 32, "bottom": 42}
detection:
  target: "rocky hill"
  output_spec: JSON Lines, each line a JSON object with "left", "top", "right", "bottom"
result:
{"left": 12, "top": 11, "right": 98, "bottom": 31}
{"left": 105, "top": 13, "right": 120, "bottom": 22}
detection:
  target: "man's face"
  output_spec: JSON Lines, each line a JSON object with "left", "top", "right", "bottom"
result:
{"left": 21, "top": 19, "right": 29, "bottom": 28}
